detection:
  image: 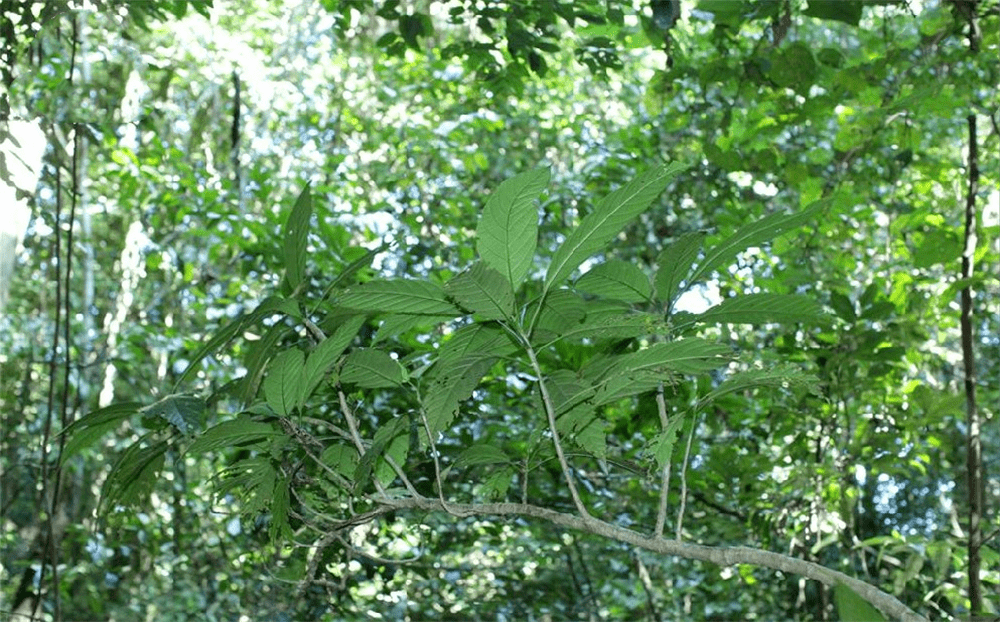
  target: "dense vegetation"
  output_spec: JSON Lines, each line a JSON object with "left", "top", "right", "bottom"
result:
{"left": 1, "top": 1, "right": 997, "bottom": 620}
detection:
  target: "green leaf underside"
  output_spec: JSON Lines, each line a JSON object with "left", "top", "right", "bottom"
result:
{"left": 188, "top": 418, "right": 285, "bottom": 455}
{"left": 477, "top": 167, "right": 550, "bottom": 287}
{"left": 546, "top": 162, "right": 687, "bottom": 289}
{"left": 340, "top": 349, "right": 407, "bottom": 388}
{"left": 140, "top": 394, "right": 206, "bottom": 434}
{"left": 101, "top": 434, "right": 167, "bottom": 512}
{"left": 339, "top": 279, "right": 461, "bottom": 315}
{"left": 423, "top": 356, "right": 497, "bottom": 435}
{"left": 263, "top": 349, "right": 306, "bottom": 416}
{"left": 655, "top": 231, "right": 706, "bottom": 308}
{"left": 60, "top": 402, "right": 143, "bottom": 461}
{"left": 284, "top": 185, "right": 312, "bottom": 289}
{"left": 833, "top": 584, "right": 887, "bottom": 622}
{"left": 698, "top": 293, "right": 826, "bottom": 325}
{"left": 605, "top": 339, "right": 731, "bottom": 377}
{"left": 446, "top": 261, "right": 516, "bottom": 320}
{"left": 686, "top": 201, "right": 824, "bottom": 289}
{"left": 301, "top": 316, "right": 366, "bottom": 405}
{"left": 575, "top": 259, "right": 652, "bottom": 303}
{"left": 706, "top": 364, "right": 817, "bottom": 402}
{"left": 454, "top": 444, "right": 511, "bottom": 469}
{"left": 648, "top": 412, "right": 687, "bottom": 469}
{"left": 436, "top": 324, "right": 519, "bottom": 366}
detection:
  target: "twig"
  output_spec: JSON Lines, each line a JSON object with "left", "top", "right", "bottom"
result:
{"left": 675, "top": 410, "right": 698, "bottom": 540}
{"left": 524, "top": 341, "right": 591, "bottom": 520}
{"left": 417, "top": 398, "right": 470, "bottom": 517}
{"left": 654, "top": 382, "right": 672, "bottom": 538}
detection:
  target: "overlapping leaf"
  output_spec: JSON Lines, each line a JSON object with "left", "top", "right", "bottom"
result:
{"left": 575, "top": 259, "right": 652, "bottom": 303}
{"left": 655, "top": 231, "right": 706, "bottom": 308}
{"left": 545, "top": 162, "right": 686, "bottom": 289}
{"left": 340, "top": 349, "right": 408, "bottom": 388}
{"left": 446, "top": 261, "right": 515, "bottom": 320}
{"left": 339, "top": 279, "right": 460, "bottom": 316}
{"left": 698, "top": 293, "right": 826, "bottom": 325}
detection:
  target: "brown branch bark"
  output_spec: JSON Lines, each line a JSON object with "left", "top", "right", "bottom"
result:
{"left": 376, "top": 497, "right": 929, "bottom": 622}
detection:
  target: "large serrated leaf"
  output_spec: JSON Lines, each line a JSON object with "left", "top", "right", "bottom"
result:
{"left": 575, "top": 259, "right": 652, "bottom": 303}
{"left": 100, "top": 433, "right": 167, "bottom": 513}
{"left": 686, "top": 201, "right": 824, "bottom": 289}
{"left": 606, "top": 339, "right": 731, "bottom": 377}
{"left": 354, "top": 416, "right": 408, "bottom": 492}
{"left": 706, "top": 364, "right": 817, "bottom": 402}
{"left": 446, "top": 261, "right": 515, "bottom": 320}
{"left": 436, "top": 324, "right": 519, "bottom": 366}
{"left": 423, "top": 356, "right": 496, "bottom": 435}
{"left": 454, "top": 444, "right": 512, "bottom": 469}
{"left": 140, "top": 394, "right": 206, "bottom": 434}
{"left": 263, "top": 349, "right": 306, "bottom": 416}
{"left": 339, "top": 279, "right": 460, "bottom": 316}
{"left": 300, "top": 316, "right": 365, "bottom": 405}
{"left": 340, "top": 349, "right": 407, "bottom": 388}
{"left": 655, "top": 231, "right": 706, "bottom": 308}
{"left": 698, "top": 293, "right": 826, "bottom": 325}
{"left": 284, "top": 185, "right": 312, "bottom": 290}
{"left": 477, "top": 167, "right": 550, "bottom": 287}
{"left": 60, "top": 402, "right": 142, "bottom": 462}
{"left": 647, "top": 412, "right": 687, "bottom": 469}
{"left": 187, "top": 417, "right": 285, "bottom": 455}
{"left": 545, "top": 162, "right": 686, "bottom": 289}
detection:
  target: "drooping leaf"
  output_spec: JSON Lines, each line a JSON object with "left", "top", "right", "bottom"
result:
{"left": 446, "top": 261, "right": 516, "bottom": 320}
{"left": 606, "top": 339, "right": 731, "bottom": 377}
{"left": 238, "top": 323, "right": 290, "bottom": 405}
{"left": 340, "top": 349, "right": 408, "bottom": 388}
{"left": 833, "top": 583, "right": 886, "bottom": 622}
{"left": 575, "top": 259, "right": 652, "bottom": 303}
{"left": 423, "top": 356, "right": 496, "bottom": 435}
{"left": 60, "top": 402, "right": 142, "bottom": 462}
{"left": 698, "top": 294, "right": 826, "bottom": 325}
{"left": 706, "top": 364, "right": 817, "bottom": 402}
{"left": 477, "top": 167, "right": 550, "bottom": 287}
{"left": 685, "top": 201, "right": 824, "bottom": 290}
{"left": 454, "top": 444, "right": 512, "bottom": 469}
{"left": 300, "top": 316, "right": 365, "bottom": 405}
{"left": 545, "top": 162, "right": 687, "bottom": 289}
{"left": 531, "top": 289, "right": 588, "bottom": 338}
{"left": 321, "top": 443, "right": 359, "bottom": 480}
{"left": 436, "top": 323, "right": 519, "bottom": 366}
{"left": 283, "top": 185, "right": 312, "bottom": 290}
{"left": 139, "top": 394, "right": 206, "bottom": 434}
{"left": 592, "top": 370, "right": 665, "bottom": 405}
{"left": 269, "top": 474, "right": 292, "bottom": 541}
{"left": 175, "top": 296, "right": 289, "bottom": 389}
{"left": 339, "top": 279, "right": 461, "bottom": 316}
{"left": 100, "top": 433, "right": 168, "bottom": 513}
{"left": 354, "top": 416, "right": 408, "bottom": 492}
{"left": 187, "top": 417, "right": 286, "bottom": 455}
{"left": 647, "top": 412, "right": 687, "bottom": 469}
{"left": 263, "top": 349, "right": 306, "bottom": 416}
{"left": 654, "top": 231, "right": 706, "bottom": 309}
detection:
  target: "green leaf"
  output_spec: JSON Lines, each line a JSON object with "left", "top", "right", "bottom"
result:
{"left": 238, "top": 323, "right": 290, "bottom": 405}
{"left": 423, "top": 356, "right": 496, "bottom": 435}
{"left": 606, "top": 339, "right": 731, "bottom": 376}
{"left": 545, "top": 162, "right": 687, "bottom": 289}
{"left": 175, "top": 296, "right": 289, "bottom": 389}
{"left": 100, "top": 433, "right": 168, "bottom": 513}
{"left": 454, "top": 444, "right": 512, "bottom": 469}
{"left": 300, "top": 316, "right": 365, "bottom": 405}
{"left": 321, "top": 444, "right": 359, "bottom": 479}
{"left": 446, "top": 261, "right": 516, "bottom": 320}
{"left": 340, "top": 349, "right": 407, "bottom": 388}
{"left": 284, "top": 185, "right": 312, "bottom": 290}
{"left": 139, "top": 394, "right": 206, "bottom": 434}
{"left": 686, "top": 201, "right": 824, "bottom": 291}
{"left": 698, "top": 294, "right": 826, "bottom": 325}
{"left": 533, "top": 289, "right": 588, "bottom": 336}
{"left": 558, "top": 312, "right": 661, "bottom": 342}
{"left": 339, "top": 279, "right": 461, "bottom": 316}
{"left": 706, "top": 364, "right": 817, "bottom": 402}
{"left": 263, "top": 349, "right": 306, "bottom": 415}
{"left": 655, "top": 231, "right": 706, "bottom": 308}
{"left": 354, "top": 416, "right": 408, "bottom": 492}
{"left": 647, "top": 412, "right": 687, "bottom": 469}
{"left": 833, "top": 583, "right": 886, "bottom": 622}
{"left": 436, "top": 324, "right": 519, "bottom": 366}
{"left": 575, "top": 259, "right": 652, "bottom": 303}
{"left": 804, "top": 0, "right": 863, "bottom": 26}
{"left": 477, "top": 167, "right": 550, "bottom": 287}
{"left": 187, "top": 417, "right": 285, "bottom": 455}
{"left": 60, "top": 402, "right": 142, "bottom": 462}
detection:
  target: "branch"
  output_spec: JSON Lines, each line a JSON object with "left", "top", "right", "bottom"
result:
{"left": 654, "top": 382, "right": 671, "bottom": 538}
{"left": 523, "top": 342, "right": 591, "bottom": 519}
{"left": 376, "top": 497, "right": 928, "bottom": 622}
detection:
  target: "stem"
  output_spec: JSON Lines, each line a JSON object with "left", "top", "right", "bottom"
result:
{"left": 675, "top": 411, "right": 698, "bottom": 540}
{"left": 524, "top": 343, "right": 591, "bottom": 519}
{"left": 654, "top": 382, "right": 672, "bottom": 538}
